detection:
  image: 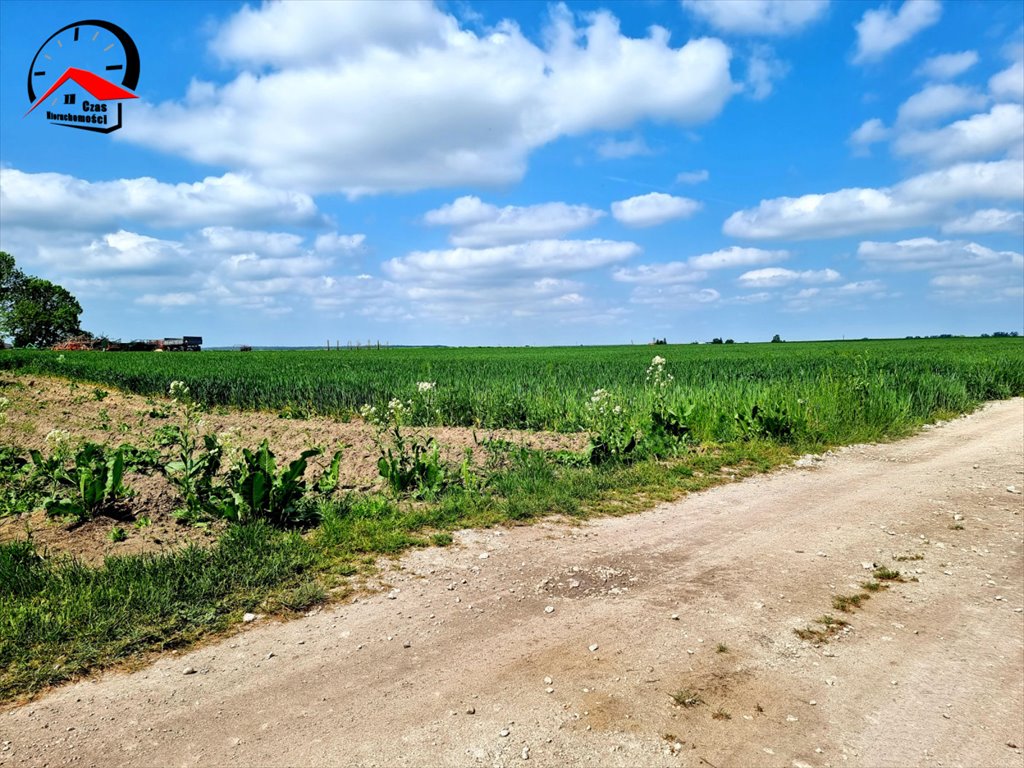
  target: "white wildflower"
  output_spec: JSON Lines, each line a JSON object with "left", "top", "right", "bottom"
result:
{"left": 416, "top": 381, "right": 436, "bottom": 393}
{"left": 168, "top": 380, "right": 190, "bottom": 401}
{"left": 45, "top": 428, "right": 70, "bottom": 446}
{"left": 651, "top": 355, "right": 666, "bottom": 366}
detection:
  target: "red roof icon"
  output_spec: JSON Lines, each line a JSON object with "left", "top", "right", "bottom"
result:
{"left": 25, "top": 67, "right": 137, "bottom": 116}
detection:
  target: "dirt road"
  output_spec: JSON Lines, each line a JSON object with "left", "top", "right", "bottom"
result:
{"left": 2, "top": 399, "right": 1022, "bottom": 768}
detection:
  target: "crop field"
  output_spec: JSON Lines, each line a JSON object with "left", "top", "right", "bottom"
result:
{"left": 2, "top": 337, "right": 1022, "bottom": 445}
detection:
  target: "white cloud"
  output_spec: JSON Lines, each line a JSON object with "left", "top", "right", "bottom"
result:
{"left": 725, "top": 187, "right": 929, "bottom": 240}
{"left": 849, "top": 118, "right": 890, "bottom": 154}
{"left": 929, "top": 273, "right": 986, "bottom": 288}
{"left": 990, "top": 59, "right": 1024, "bottom": 101}
{"left": 613, "top": 264, "right": 707, "bottom": 285}
{"left": 314, "top": 232, "right": 367, "bottom": 254}
{"left": 611, "top": 192, "right": 702, "bottom": 227}
{"left": 688, "top": 245, "right": 789, "bottom": 269}
{"left": 682, "top": 0, "right": 829, "bottom": 36}
{"left": 199, "top": 227, "right": 304, "bottom": 257}
{"left": 724, "top": 159, "right": 1024, "bottom": 240}
{"left": 894, "top": 159, "right": 1024, "bottom": 203}
{"left": 896, "top": 83, "right": 987, "bottom": 125}
{"left": 676, "top": 169, "right": 710, "bottom": 184}
{"left": 0, "top": 169, "right": 321, "bottom": 231}
{"left": 211, "top": 0, "right": 450, "bottom": 67}
{"left": 424, "top": 196, "right": 604, "bottom": 246}
{"left": 628, "top": 285, "right": 721, "bottom": 306}
{"left": 745, "top": 45, "right": 789, "bottom": 100}
{"left": 136, "top": 293, "right": 200, "bottom": 308}
{"left": 613, "top": 246, "right": 785, "bottom": 285}
{"left": 894, "top": 104, "right": 1024, "bottom": 164}
{"left": 382, "top": 239, "right": 640, "bottom": 284}
{"left": 737, "top": 267, "right": 840, "bottom": 288}
{"left": 857, "top": 237, "right": 1023, "bottom": 272}
{"left": 836, "top": 279, "right": 887, "bottom": 294}
{"left": 121, "top": 3, "right": 736, "bottom": 196}
{"left": 853, "top": 0, "right": 942, "bottom": 65}
{"left": 941, "top": 209, "right": 1024, "bottom": 234}
{"left": 33, "top": 231, "right": 189, "bottom": 277}
{"left": 915, "top": 50, "right": 978, "bottom": 80}
{"left": 595, "top": 136, "right": 654, "bottom": 159}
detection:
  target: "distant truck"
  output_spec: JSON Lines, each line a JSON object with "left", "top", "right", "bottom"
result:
{"left": 157, "top": 336, "right": 203, "bottom": 352}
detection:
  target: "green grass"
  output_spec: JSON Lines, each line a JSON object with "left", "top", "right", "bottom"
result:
{"left": 0, "top": 523, "right": 321, "bottom": 700}
{"left": 0, "top": 441, "right": 790, "bottom": 702}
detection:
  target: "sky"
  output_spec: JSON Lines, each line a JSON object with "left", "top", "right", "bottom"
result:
{"left": 0, "top": 0, "right": 1022, "bottom": 347}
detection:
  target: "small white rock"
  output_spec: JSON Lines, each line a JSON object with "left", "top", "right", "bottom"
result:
{"left": 242, "top": 613, "right": 256, "bottom": 623}
{"left": 499, "top": 728, "right": 510, "bottom": 738}
{"left": 544, "top": 606, "right": 555, "bottom": 614}
{"left": 588, "top": 644, "right": 599, "bottom": 652}
{"left": 479, "top": 553, "right": 490, "bottom": 559}
{"left": 544, "top": 676, "right": 552, "bottom": 685}
{"left": 670, "top": 614, "right": 680, "bottom": 621}
{"left": 182, "top": 666, "right": 197, "bottom": 675}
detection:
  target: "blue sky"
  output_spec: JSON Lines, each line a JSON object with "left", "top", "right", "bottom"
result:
{"left": 1, "top": 0, "right": 1021, "bottom": 346}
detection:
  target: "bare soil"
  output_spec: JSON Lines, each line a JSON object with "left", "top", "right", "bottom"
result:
{"left": 0, "top": 374, "right": 585, "bottom": 562}
{"left": 1, "top": 399, "right": 1021, "bottom": 767}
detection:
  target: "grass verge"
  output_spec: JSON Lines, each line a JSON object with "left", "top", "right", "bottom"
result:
{"left": 0, "top": 439, "right": 792, "bottom": 703}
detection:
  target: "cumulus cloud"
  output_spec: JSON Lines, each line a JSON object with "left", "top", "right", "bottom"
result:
{"left": 896, "top": 83, "right": 987, "bottom": 125}
{"left": 682, "top": 0, "right": 829, "bottom": 36}
{"left": 990, "top": 59, "right": 1024, "bottom": 101}
{"left": 198, "top": 227, "right": 304, "bottom": 257}
{"left": 853, "top": 0, "right": 941, "bottom": 64}
{"left": 915, "top": 50, "right": 978, "bottom": 80}
{"left": 627, "top": 285, "right": 721, "bottom": 307}
{"left": 688, "top": 245, "right": 789, "bottom": 269}
{"left": 612, "top": 264, "right": 707, "bottom": 285}
{"left": 382, "top": 239, "right": 640, "bottom": 285}
{"left": 314, "top": 232, "right": 367, "bottom": 255}
{"left": 894, "top": 104, "right": 1024, "bottom": 164}
{"left": 611, "top": 192, "right": 702, "bottom": 227}
{"left": 613, "top": 246, "right": 786, "bottom": 286}
{"left": 423, "top": 196, "right": 604, "bottom": 246}
{"left": 723, "top": 159, "right": 1024, "bottom": 240}
{"left": 737, "top": 267, "right": 840, "bottom": 288}
{"left": 37, "top": 231, "right": 190, "bottom": 277}
{"left": 940, "top": 209, "right": 1024, "bottom": 234}
{"left": 0, "top": 169, "right": 322, "bottom": 231}
{"left": 745, "top": 45, "right": 790, "bottom": 100}
{"left": 121, "top": 3, "right": 736, "bottom": 196}
{"left": 849, "top": 118, "right": 890, "bottom": 155}
{"left": 857, "top": 237, "right": 1023, "bottom": 272}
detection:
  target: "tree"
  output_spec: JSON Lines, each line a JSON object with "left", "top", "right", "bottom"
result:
{"left": 0, "top": 252, "right": 83, "bottom": 347}
{"left": 771, "top": 334, "right": 782, "bottom": 343}
{"left": 0, "top": 252, "right": 24, "bottom": 316}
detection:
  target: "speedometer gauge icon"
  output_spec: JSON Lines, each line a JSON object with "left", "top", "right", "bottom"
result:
{"left": 25, "top": 19, "right": 140, "bottom": 133}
